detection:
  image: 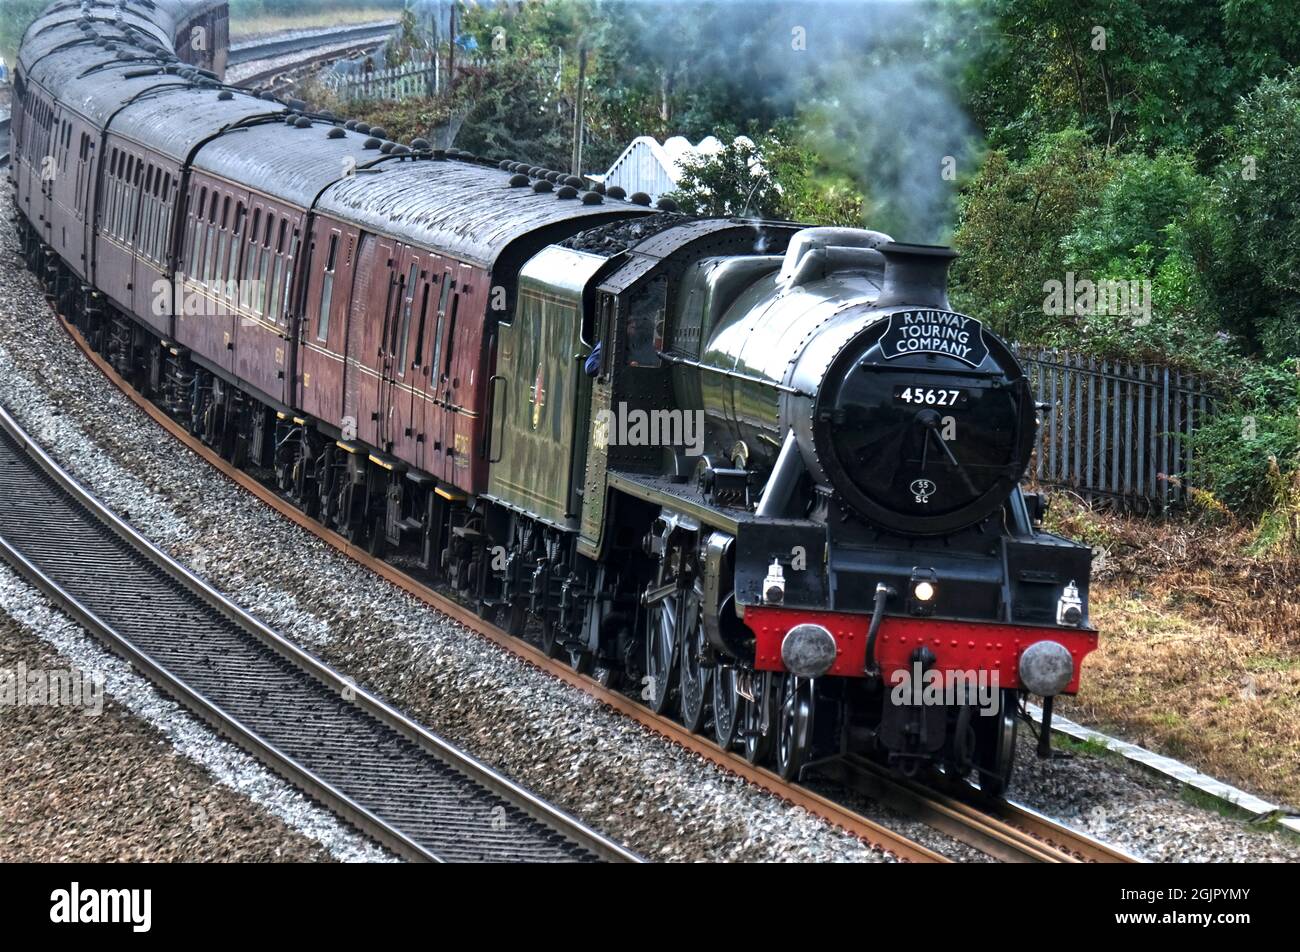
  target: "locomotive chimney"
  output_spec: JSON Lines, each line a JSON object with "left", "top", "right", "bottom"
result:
{"left": 875, "top": 242, "right": 957, "bottom": 310}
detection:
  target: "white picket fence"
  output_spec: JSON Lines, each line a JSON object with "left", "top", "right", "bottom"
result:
{"left": 323, "top": 57, "right": 439, "bottom": 102}
{"left": 322, "top": 54, "right": 514, "bottom": 102}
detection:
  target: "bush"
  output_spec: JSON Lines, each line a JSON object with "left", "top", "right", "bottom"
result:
{"left": 665, "top": 125, "right": 865, "bottom": 226}
{"left": 1189, "top": 363, "right": 1300, "bottom": 518}
{"left": 1196, "top": 70, "right": 1300, "bottom": 363}
{"left": 1061, "top": 152, "right": 1204, "bottom": 274}
{"left": 949, "top": 129, "right": 1113, "bottom": 342}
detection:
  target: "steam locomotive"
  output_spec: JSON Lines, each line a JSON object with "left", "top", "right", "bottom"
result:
{"left": 10, "top": 0, "right": 1096, "bottom": 795}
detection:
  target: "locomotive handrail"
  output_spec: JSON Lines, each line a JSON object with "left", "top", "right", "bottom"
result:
{"left": 657, "top": 351, "right": 812, "bottom": 396}
{"left": 487, "top": 374, "right": 508, "bottom": 463}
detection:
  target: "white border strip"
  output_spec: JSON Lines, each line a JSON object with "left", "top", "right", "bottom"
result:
{"left": 1027, "top": 702, "right": 1300, "bottom": 836}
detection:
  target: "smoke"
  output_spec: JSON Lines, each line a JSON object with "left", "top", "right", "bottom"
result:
{"left": 594, "top": 0, "right": 986, "bottom": 242}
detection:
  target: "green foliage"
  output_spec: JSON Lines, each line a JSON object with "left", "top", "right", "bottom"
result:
{"left": 452, "top": 51, "right": 577, "bottom": 170}
{"left": 1190, "top": 363, "right": 1300, "bottom": 519}
{"left": 1062, "top": 152, "right": 1204, "bottom": 274}
{"left": 967, "top": 0, "right": 1300, "bottom": 164}
{"left": 664, "top": 127, "right": 865, "bottom": 226}
{"left": 1194, "top": 71, "right": 1300, "bottom": 362}
{"left": 0, "top": 0, "right": 47, "bottom": 67}
{"left": 346, "top": 95, "right": 454, "bottom": 147}
{"left": 949, "top": 129, "right": 1113, "bottom": 342}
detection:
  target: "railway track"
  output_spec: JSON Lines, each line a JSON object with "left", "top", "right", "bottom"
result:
{"left": 228, "top": 22, "right": 398, "bottom": 91}
{"left": 227, "top": 22, "right": 399, "bottom": 67}
{"left": 0, "top": 403, "right": 638, "bottom": 864}
{"left": 44, "top": 306, "right": 1141, "bottom": 865}
{"left": 821, "top": 755, "right": 1139, "bottom": 863}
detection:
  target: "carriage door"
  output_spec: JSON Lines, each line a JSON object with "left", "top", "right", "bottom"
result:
{"left": 428, "top": 263, "right": 461, "bottom": 483}
{"left": 375, "top": 247, "right": 412, "bottom": 456}
{"left": 396, "top": 251, "right": 432, "bottom": 471}
{"left": 344, "top": 234, "right": 394, "bottom": 449}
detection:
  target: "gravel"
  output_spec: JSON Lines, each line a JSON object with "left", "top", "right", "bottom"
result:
{"left": 0, "top": 561, "right": 391, "bottom": 862}
{"left": 5, "top": 184, "right": 1294, "bottom": 862}
{"left": 1009, "top": 730, "right": 1300, "bottom": 862}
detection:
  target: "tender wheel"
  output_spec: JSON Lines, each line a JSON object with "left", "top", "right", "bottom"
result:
{"left": 742, "top": 670, "right": 778, "bottom": 765}
{"left": 643, "top": 589, "right": 681, "bottom": 715}
{"left": 774, "top": 674, "right": 815, "bottom": 781}
{"left": 712, "top": 663, "right": 740, "bottom": 749}
{"left": 974, "top": 688, "right": 1019, "bottom": 798}
{"left": 678, "top": 597, "right": 710, "bottom": 733}
{"left": 566, "top": 643, "right": 592, "bottom": 675}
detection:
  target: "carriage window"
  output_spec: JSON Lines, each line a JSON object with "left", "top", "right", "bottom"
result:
{"left": 443, "top": 292, "right": 459, "bottom": 378}
{"left": 160, "top": 175, "right": 173, "bottom": 262}
{"left": 397, "top": 262, "right": 417, "bottom": 373}
{"left": 140, "top": 167, "right": 153, "bottom": 255}
{"left": 413, "top": 283, "right": 431, "bottom": 368}
{"left": 227, "top": 204, "right": 245, "bottom": 288}
{"left": 204, "top": 193, "right": 219, "bottom": 285}
{"left": 214, "top": 197, "right": 230, "bottom": 291}
{"left": 132, "top": 158, "right": 143, "bottom": 244}
{"left": 430, "top": 271, "right": 451, "bottom": 373}
{"left": 241, "top": 209, "right": 261, "bottom": 309}
{"left": 283, "top": 229, "right": 300, "bottom": 318}
{"left": 143, "top": 167, "right": 156, "bottom": 259}
{"left": 259, "top": 214, "right": 275, "bottom": 315}
{"left": 270, "top": 220, "right": 287, "bottom": 322}
{"left": 192, "top": 186, "right": 207, "bottom": 274}
{"left": 385, "top": 269, "right": 404, "bottom": 356}
{"left": 318, "top": 234, "right": 339, "bottom": 341}
{"left": 107, "top": 150, "right": 120, "bottom": 237}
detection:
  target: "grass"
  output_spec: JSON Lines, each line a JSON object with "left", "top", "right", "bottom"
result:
{"left": 229, "top": 8, "right": 399, "bottom": 43}
{"left": 1046, "top": 495, "right": 1300, "bottom": 807}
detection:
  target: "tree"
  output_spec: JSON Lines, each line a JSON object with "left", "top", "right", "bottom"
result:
{"left": 965, "top": 0, "right": 1300, "bottom": 165}
{"left": 949, "top": 129, "right": 1113, "bottom": 342}
{"left": 0, "top": 0, "right": 47, "bottom": 67}
{"left": 1192, "top": 69, "right": 1300, "bottom": 362}
{"left": 665, "top": 128, "right": 865, "bottom": 226}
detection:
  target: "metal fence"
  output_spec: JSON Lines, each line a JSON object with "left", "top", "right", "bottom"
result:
{"left": 1014, "top": 348, "right": 1215, "bottom": 512}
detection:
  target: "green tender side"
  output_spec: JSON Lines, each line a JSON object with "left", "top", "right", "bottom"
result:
{"left": 487, "top": 245, "right": 608, "bottom": 529}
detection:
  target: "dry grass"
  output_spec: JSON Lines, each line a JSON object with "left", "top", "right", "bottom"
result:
{"left": 1045, "top": 494, "right": 1300, "bottom": 806}
{"left": 229, "top": 9, "right": 398, "bottom": 43}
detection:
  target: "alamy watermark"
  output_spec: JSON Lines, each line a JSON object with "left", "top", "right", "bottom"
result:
{"left": 1043, "top": 272, "right": 1152, "bottom": 326}
{"left": 890, "top": 662, "right": 1000, "bottom": 715}
{"left": 152, "top": 272, "right": 265, "bottom": 322}
{"left": 1, "top": 662, "right": 104, "bottom": 716}
{"left": 593, "top": 402, "right": 704, "bottom": 457}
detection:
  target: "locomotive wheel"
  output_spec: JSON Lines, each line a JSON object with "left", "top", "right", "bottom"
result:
{"left": 644, "top": 590, "right": 681, "bottom": 715}
{"left": 742, "top": 671, "right": 778, "bottom": 765}
{"left": 539, "top": 615, "right": 563, "bottom": 659}
{"left": 505, "top": 601, "right": 528, "bottom": 637}
{"left": 774, "top": 675, "right": 815, "bottom": 781}
{"left": 712, "top": 664, "right": 740, "bottom": 749}
{"left": 366, "top": 515, "right": 385, "bottom": 557}
{"left": 974, "top": 688, "right": 1019, "bottom": 798}
{"left": 678, "top": 604, "right": 710, "bottom": 734}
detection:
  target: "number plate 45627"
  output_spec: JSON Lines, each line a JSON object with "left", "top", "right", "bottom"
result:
{"left": 893, "top": 386, "right": 969, "bottom": 408}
